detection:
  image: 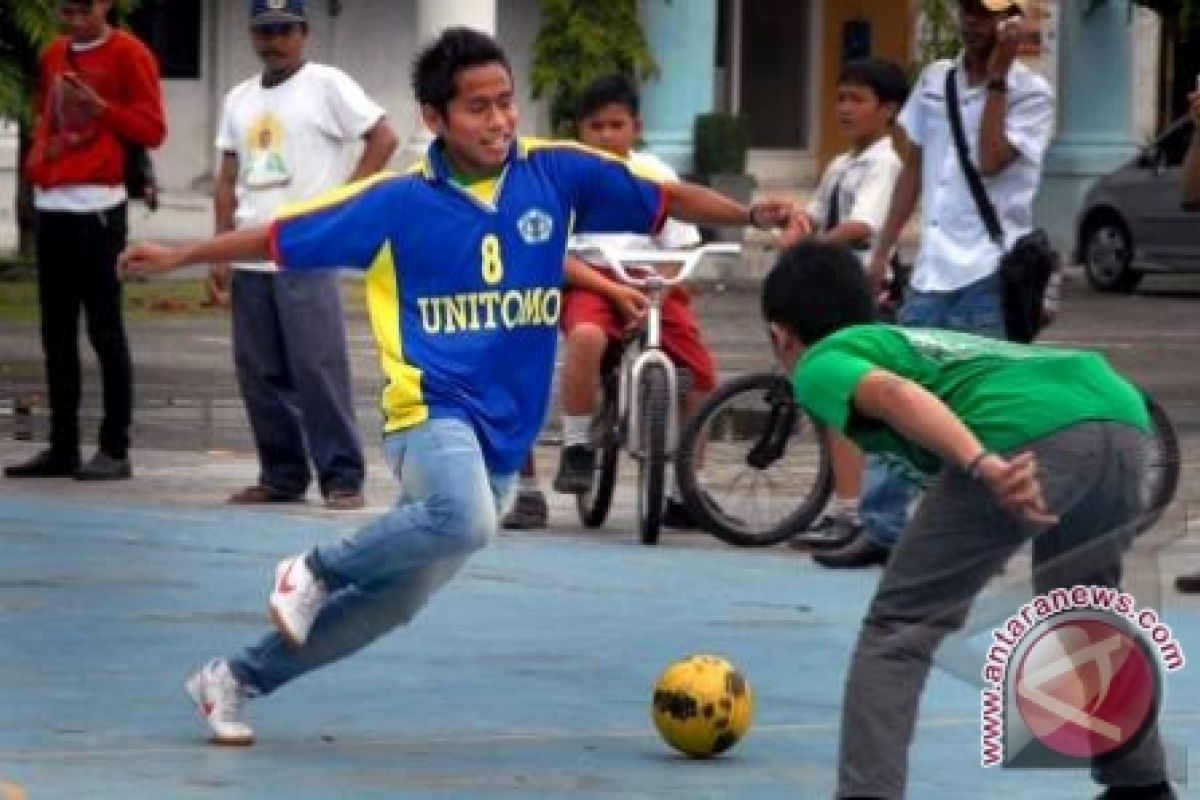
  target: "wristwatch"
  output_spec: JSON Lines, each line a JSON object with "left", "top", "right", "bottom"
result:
{"left": 986, "top": 78, "right": 1008, "bottom": 93}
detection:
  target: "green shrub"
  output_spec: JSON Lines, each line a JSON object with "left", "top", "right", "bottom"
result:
{"left": 693, "top": 113, "right": 749, "bottom": 178}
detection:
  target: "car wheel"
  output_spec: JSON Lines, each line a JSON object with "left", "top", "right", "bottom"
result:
{"left": 1083, "top": 217, "right": 1142, "bottom": 293}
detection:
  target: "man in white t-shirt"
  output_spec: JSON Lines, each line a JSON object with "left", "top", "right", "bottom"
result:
{"left": 208, "top": 0, "right": 398, "bottom": 510}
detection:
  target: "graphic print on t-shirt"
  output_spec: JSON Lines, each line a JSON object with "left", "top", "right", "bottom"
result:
{"left": 244, "top": 113, "right": 292, "bottom": 190}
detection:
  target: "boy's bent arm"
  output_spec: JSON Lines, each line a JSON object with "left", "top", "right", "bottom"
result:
{"left": 868, "top": 146, "right": 921, "bottom": 293}
{"left": 852, "top": 369, "right": 1056, "bottom": 523}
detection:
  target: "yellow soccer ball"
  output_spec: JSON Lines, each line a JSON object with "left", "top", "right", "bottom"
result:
{"left": 651, "top": 654, "right": 753, "bottom": 758}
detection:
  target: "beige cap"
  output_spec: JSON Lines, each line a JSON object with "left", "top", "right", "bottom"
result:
{"left": 980, "top": 0, "right": 1026, "bottom": 13}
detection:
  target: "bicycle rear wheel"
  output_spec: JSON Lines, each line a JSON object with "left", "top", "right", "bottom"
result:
{"left": 677, "top": 371, "right": 831, "bottom": 547}
{"left": 1138, "top": 389, "right": 1181, "bottom": 534}
{"left": 577, "top": 375, "right": 621, "bottom": 528}
{"left": 637, "top": 363, "right": 670, "bottom": 545}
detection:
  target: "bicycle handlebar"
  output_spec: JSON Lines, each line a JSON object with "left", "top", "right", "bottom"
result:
{"left": 575, "top": 243, "right": 742, "bottom": 288}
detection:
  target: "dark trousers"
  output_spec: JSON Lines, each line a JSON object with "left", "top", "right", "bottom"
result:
{"left": 35, "top": 204, "right": 132, "bottom": 459}
{"left": 231, "top": 270, "right": 364, "bottom": 497}
{"left": 838, "top": 422, "right": 1166, "bottom": 798}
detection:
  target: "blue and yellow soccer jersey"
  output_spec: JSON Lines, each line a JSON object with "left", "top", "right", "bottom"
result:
{"left": 268, "top": 137, "right": 667, "bottom": 473}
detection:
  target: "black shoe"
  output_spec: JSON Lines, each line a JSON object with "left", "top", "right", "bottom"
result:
{"left": 552, "top": 445, "right": 595, "bottom": 494}
{"left": 661, "top": 498, "right": 700, "bottom": 530}
{"left": 1096, "top": 782, "right": 1177, "bottom": 800}
{"left": 812, "top": 533, "right": 889, "bottom": 569}
{"left": 1175, "top": 572, "right": 1200, "bottom": 594}
{"left": 74, "top": 451, "right": 132, "bottom": 481}
{"left": 789, "top": 515, "right": 863, "bottom": 551}
{"left": 502, "top": 489, "right": 548, "bottom": 530}
{"left": 4, "top": 448, "right": 80, "bottom": 478}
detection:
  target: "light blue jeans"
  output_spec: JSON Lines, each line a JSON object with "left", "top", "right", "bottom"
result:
{"left": 861, "top": 274, "right": 1005, "bottom": 549}
{"left": 230, "top": 417, "right": 515, "bottom": 694}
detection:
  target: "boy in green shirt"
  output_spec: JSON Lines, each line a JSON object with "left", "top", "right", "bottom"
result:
{"left": 762, "top": 241, "right": 1172, "bottom": 800}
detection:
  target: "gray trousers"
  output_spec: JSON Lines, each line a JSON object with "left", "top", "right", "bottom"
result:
{"left": 838, "top": 422, "right": 1167, "bottom": 799}
{"left": 231, "top": 270, "right": 364, "bottom": 497}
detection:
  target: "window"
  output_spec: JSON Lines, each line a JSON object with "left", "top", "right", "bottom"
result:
{"left": 128, "top": 0, "right": 202, "bottom": 80}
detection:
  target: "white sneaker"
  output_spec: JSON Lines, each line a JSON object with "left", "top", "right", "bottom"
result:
{"left": 269, "top": 553, "right": 328, "bottom": 647}
{"left": 185, "top": 659, "right": 254, "bottom": 746}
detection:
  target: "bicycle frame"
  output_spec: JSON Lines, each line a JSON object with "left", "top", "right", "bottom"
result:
{"left": 582, "top": 243, "right": 740, "bottom": 462}
{"left": 621, "top": 278, "right": 680, "bottom": 461}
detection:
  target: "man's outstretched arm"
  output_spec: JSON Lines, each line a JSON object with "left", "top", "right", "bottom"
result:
{"left": 665, "top": 181, "right": 797, "bottom": 230}
{"left": 120, "top": 227, "right": 273, "bottom": 279}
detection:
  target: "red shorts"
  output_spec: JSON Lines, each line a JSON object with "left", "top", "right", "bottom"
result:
{"left": 560, "top": 287, "right": 717, "bottom": 392}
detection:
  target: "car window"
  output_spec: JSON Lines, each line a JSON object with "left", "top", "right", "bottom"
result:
{"left": 1159, "top": 119, "right": 1195, "bottom": 168}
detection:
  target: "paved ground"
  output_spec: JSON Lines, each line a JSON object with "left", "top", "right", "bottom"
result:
{"left": 0, "top": 445, "right": 1197, "bottom": 800}
{"left": 1, "top": 272, "right": 1199, "bottom": 797}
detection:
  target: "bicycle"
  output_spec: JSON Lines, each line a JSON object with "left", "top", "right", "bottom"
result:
{"left": 571, "top": 242, "right": 741, "bottom": 545}
{"left": 675, "top": 369, "right": 1180, "bottom": 548}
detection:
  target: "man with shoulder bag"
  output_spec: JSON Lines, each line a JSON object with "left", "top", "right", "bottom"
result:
{"left": 816, "top": 0, "right": 1057, "bottom": 569}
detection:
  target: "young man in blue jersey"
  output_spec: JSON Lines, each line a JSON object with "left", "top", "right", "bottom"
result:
{"left": 120, "top": 27, "right": 796, "bottom": 746}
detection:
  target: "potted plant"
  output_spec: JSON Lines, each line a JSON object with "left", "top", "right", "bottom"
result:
{"left": 693, "top": 111, "right": 755, "bottom": 242}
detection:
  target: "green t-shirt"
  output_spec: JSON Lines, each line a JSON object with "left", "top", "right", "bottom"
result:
{"left": 792, "top": 325, "right": 1150, "bottom": 477}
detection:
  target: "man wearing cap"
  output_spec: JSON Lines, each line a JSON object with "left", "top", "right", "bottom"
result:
{"left": 207, "top": 0, "right": 398, "bottom": 510}
{"left": 814, "top": 0, "right": 1057, "bottom": 571}
{"left": 6, "top": 0, "right": 165, "bottom": 481}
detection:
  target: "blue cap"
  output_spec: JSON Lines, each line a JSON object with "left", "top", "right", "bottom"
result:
{"left": 250, "top": 0, "right": 306, "bottom": 26}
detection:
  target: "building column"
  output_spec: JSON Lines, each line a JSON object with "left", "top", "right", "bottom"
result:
{"left": 638, "top": 0, "right": 718, "bottom": 175}
{"left": 403, "top": 0, "right": 498, "bottom": 163}
{"left": 1036, "top": 1, "right": 1139, "bottom": 255}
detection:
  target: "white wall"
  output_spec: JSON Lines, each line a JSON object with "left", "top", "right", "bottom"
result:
{"left": 165, "top": 0, "right": 548, "bottom": 191}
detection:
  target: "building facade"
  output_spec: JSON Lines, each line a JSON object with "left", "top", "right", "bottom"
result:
{"left": 138, "top": 0, "right": 1162, "bottom": 256}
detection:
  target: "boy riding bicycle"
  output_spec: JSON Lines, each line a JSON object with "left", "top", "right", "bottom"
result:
{"left": 503, "top": 74, "right": 719, "bottom": 530}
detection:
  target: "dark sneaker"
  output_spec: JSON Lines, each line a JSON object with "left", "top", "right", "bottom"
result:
{"left": 1096, "top": 783, "right": 1177, "bottom": 800}
{"left": 662, "top": 498, "right": 700, "bottom": 530}
{"left": 502, "top": 489, "right": 548, "bottom": 530}
{"left": 227, "top": 485, "right": 305, "bottom": 504}
{"left": 74, "top": 451, "right": 131, "bottom": 481}
{"left": 552, "top": 445, "right": 595, "bottom": 494}
{"left": 323, "top": 490, "right": 365, "bottom": 511}
{"left": 789, "top": 515, "right": 863, "bottom": 552}
{"left": 1175, "top": 572, "right": 1200, "bottom": 594}
{"left": 812, "top": 533, "right": 889, "bottom": 569}
{"left": 4, "top": 448, "right": 80, "bottom": 478}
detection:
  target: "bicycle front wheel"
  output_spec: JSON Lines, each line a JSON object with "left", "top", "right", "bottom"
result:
{"left": 637, "top": 363, "right": 670, "bottom": 545}
{"left": 677, "top": 371, "right": 831, "bottom": 547}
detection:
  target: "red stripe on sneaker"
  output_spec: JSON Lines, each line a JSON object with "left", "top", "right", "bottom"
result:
{"left": 278, "top": 560, "right": 297, "bottom": 593}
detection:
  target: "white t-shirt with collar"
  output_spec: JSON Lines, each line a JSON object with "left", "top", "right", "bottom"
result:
{"left": 805, "top": 135, "right": 902, "bottom": 266}
{"left": 899, "top": 55, "right": 1054, "bottom": 292}
{"left": 569, "top": 148, "right": 701, "bottom": 254}
{"left": 216, "top": 62, "right": 385, "bottom": 268}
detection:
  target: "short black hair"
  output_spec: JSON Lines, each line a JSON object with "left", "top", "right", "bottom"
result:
{"left": 575, "top": 73, "right": 640, "bottom": 121}
{"left": 411, "top": 27, "right": 512, "bottom": 115}
{"left": 837, "top": 58, "right": 909, "bottom": 108}
{"left": 761, "top": 241, "right": 876, "bottom": 346}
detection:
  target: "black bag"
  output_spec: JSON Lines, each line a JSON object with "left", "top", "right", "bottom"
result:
{"left": 945, "top": 69, "right": 1057, "bottom": 343}
{"left": 124, "top": 143, "right": 159, "bottom": 211}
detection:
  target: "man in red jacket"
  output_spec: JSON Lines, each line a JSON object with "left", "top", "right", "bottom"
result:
{"left": 7, "top": 0, "right": 166, "bottom": 480}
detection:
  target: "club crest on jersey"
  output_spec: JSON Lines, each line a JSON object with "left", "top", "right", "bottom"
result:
{"left": 517, "top": 208, "right": 554, "bottom": 245}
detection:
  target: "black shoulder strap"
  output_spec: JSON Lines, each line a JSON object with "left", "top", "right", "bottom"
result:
{"left": 944, "top": 68, "right": 1004, "bottom": 245}
{"left": 825, "top": 175, "right": 843, "bottom": 230}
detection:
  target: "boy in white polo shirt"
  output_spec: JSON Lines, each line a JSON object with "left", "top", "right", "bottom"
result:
{"left": 784, "top": 59, "right": 908, "bottom": 556}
